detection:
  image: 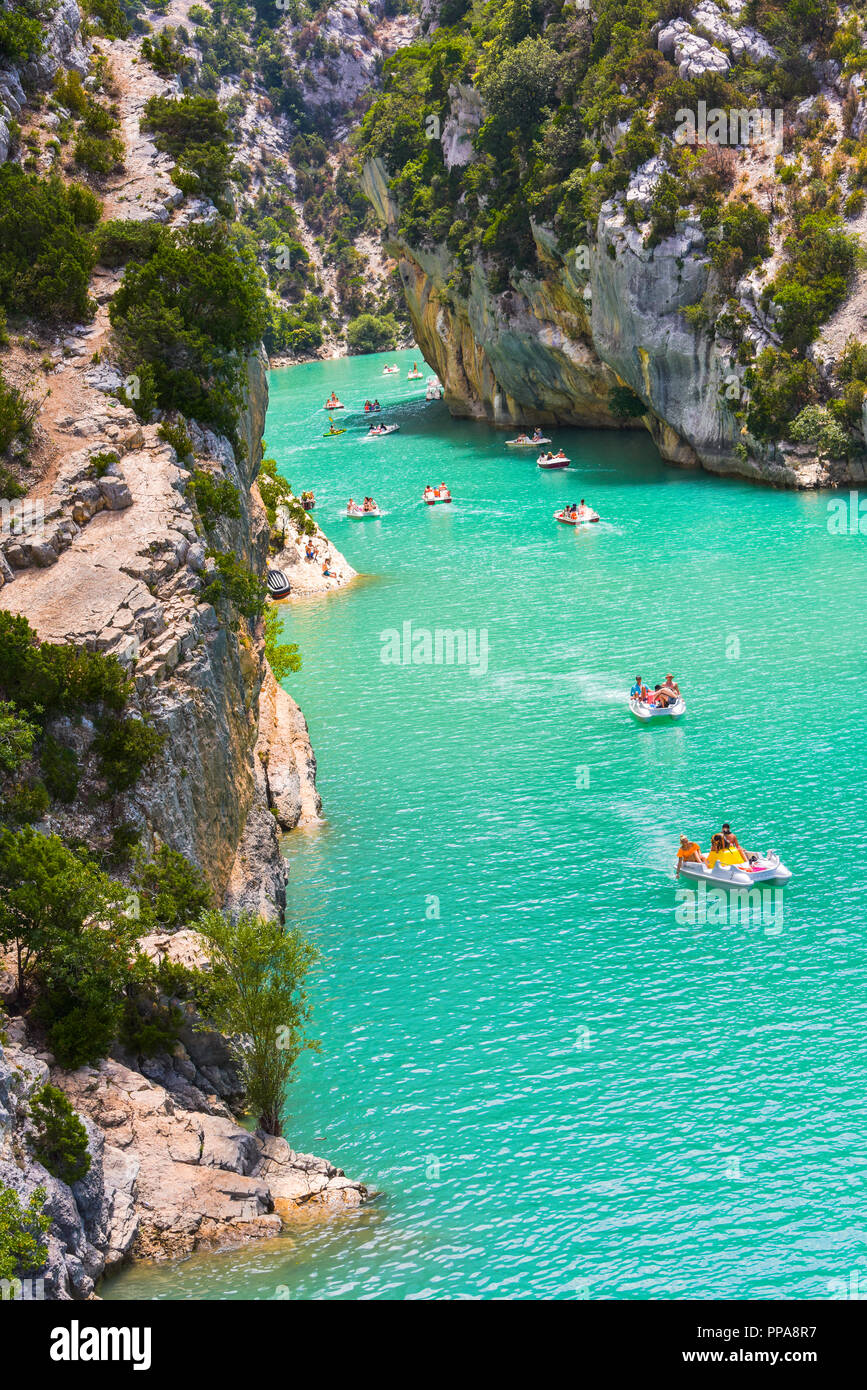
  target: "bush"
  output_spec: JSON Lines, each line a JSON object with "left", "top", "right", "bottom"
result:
{"left": 0, "top": 369, "right": 37, "bottom": 453}
{"left": 93, "top": 218, "right": 164, "bottom": 268}
{"left": 0, "top": 1184, "right": 49, "bottom": 1283}
{"left": 257, "top": 454, "right": 291, "bottom": 528}
{"left": 190, "top": 469, "right": 241, "bottom": 522}
{"left": 2, "top": 779, "right": 50, "bottom": 825}
{"left": 73, "top": 131, "right": 125, "bottom": 176}
{"left": 157, "top": 418, "right": 194, "bottom": 461}
{"left": 142, "top": 94, "right": 233, "bottom": 204}
{"left": 0, "top": 612, "right": 130, "bottom": 720}
{"left": 264, "top": 606, "right": 301, "bottom": 682}
{"left": 201, "top": 551, "right": 267, "bottom": 620}
{"left": 109, "top": 222, "right": 267, "bottom": 438}
{"left": 28, "top": 1085, "right": 91, "bottom": 1186}
{"left": 609, "top": 384, "right": 646, "bottom": 419}
{"left": 132, "top": 843, "right": 212, "bottom": 931}
{"left": 0, "top": 168, "right": 99, "bottom": 322}
{"left": 0, "top": 701, "right": 37, "bottom": 775}
{"left": 745, "top": 348, "right": 818, "bottom": 441}
{"left": 346, "top": 312, "right": 398, "bottom": 354}
{"left": 0, "top": 12, "right": 43, "bottom": 64}
{"left": 788, "top": 403, "right": 851, "bottom": 457}
{"left": 93, "top": 716, "right": 166, "bottom": 793}
{"left": 40, "top": 735, "right": 79, "bottom": 803}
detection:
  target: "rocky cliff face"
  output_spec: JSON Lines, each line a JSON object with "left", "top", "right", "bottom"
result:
{"left": 363, "top": 13, "right": 867, "bottom": 489}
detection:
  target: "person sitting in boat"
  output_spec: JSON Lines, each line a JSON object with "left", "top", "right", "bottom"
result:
{"left": 531, "top": 429, "right": 545, "bottom": 442}
{"left": 630, "top": 675, "right": 643, "bottom": 699}
{"left": 705, "top": 833, "right": 745, "bottom": 870}
{"left": 675, "top": 834, "right": 705, "bottom": 878}
{"left": 373, "top": 399, "right": 380, "bottom": 409}
{"left": 578, "top": 498, "right": 588, "bottom": 516}
{"left": 658, "top": 674, "right": 680, "bottom": 702}
{"left": 651, "top": 683, "right": 670, "bottom": 708}
{"left": 721, "top": 822, "right": 758, "bottom": 864}
{"left": 347, "top": 497, "right": 356, "bottom": 511}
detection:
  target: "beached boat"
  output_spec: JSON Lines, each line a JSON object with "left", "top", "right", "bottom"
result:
{"left": 629, "top": 696, "right": 685, "bottom": 720}
{"left": 678, "top": 852, "right": 792, "bottom": 887}
{"left": 555, "top": 507, "right": 600, "bottom": 526}
{"left": 267, "top": 569, "right": 291, "bottom": 599}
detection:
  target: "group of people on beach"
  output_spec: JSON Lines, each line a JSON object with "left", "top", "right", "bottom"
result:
{"left": 303, "top": 535, "right": 340, "bottom": 577}
{"left": 630, "top": 674, "right": 680, "bottom": 707}
{"left": 676, "top": 824, "right": 758, "bottom": 877}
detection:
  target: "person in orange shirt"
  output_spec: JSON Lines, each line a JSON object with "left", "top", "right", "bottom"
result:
{"left": 675, "top": 834, "right": 705, "bottom": 877}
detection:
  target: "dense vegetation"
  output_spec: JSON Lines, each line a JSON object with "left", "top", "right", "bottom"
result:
{"left": 360, "top": 0, "right": 867, "bottom": 451}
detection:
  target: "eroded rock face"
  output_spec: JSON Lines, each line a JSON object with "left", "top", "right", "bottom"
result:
{"left": 257, "top": 664, "right": 323, "bottom": 831}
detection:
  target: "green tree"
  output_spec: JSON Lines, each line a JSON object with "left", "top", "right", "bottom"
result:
{"left": 264, "top": 606, "right": 301, "bottom": 682}
{"left": 0, "top": 702, "right": 37, "bottom": 775}
{"left": 28, "top": 1085, "right": 91, "bottom": 1187}
{"left": 132, "top": 844, "right": 213, "bottom": 930}
{"left": 0, "top": 1183, "right": 49, "bottom": 1283}
{"left": 196, "top": 910, "right": 319, "bottom": 1135}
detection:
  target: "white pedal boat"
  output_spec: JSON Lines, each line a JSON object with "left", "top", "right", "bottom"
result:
{"left": 678, "top": 852, "right": 792, "bottom": 888}
{"left": 407, "top": 370, "right": 423, "bottom": 379}
{"left": 382, "top": 365, "right": 400, "bottom": 374}
{"left": 506, "top": 435, "right": 551, "bottom": 448}
{"left": 629, "top": 696, "right": 685, "bottom": 720}
{"left": 538, "top": 453, "right": 570, "bottom": 469}
{"left": 347, "top": 505, "right": 382, "bottom": 518}
{"left": 424, "top": 489, "right": 452, "bottom": 505}
{"left": 365, "top": 424, "right": 399, "bottom": 437}
{"left": 555, "top": 508, "right": 599, "bottom": 526}
{"left": 425, "top": 377, "right": 443, "bottom": 401}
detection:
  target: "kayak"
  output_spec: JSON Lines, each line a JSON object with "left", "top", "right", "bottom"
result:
{"left": 424, "top": 491, "right": 452, "bottom": 505}
{"left": 629, "top": 696, "right": 685, "bottom": 720}
{"left": 506, "top": 436, "right": 551, "bottom": 448}
{"left": 365, "top": 425, "right": 400, "bottom": 437}
{"left": 323, "top": 428, "right": 346, "bottom": 437}
{"left": 347, "top": 505, "right": 382, "bottom": 518}
{"left": 538, "top": 454, "right": 570, "bottom": 469}
{"left": 555, "top": 508, "right": 600, "bottom": 525}
{"left": 678, "top": 852, "right": 792, "bottom": 888}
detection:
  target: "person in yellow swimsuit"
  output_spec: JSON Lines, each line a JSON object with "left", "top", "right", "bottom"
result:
{"left": 705, "top": 834, "right": 747, "bottom": 869}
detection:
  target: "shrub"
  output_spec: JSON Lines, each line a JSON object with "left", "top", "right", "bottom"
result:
{"left": 0, "top": 701, "right": 37, "bottom": 775}
{"left": 0, "top": 369, "right": 38, "bottom": 453}
{"left": 838, "top": 337, "right": 867, "bottom": 383}
{"left": 132, "top": 844, "right": 212, "bottom": 931}
{"left": 109, "top": 222, "right": 267, "bottom": 438}
{"left": 93, "top": 716, "right": 166, "bottom": 793}
{"left": 40, "top": 735, "right": 79, "bottom": 803}
{"left": 257, "top": 454, "right": 291, "bottom": 528}
{"left": 745, "top": 348, "right": 818, "bottom": 441}
{"left": 0, "top": 12, "right": 43, "bottom": 64}
{"left": 609, "top": 384, "right": 646, "bottom": 419}
{"left": 346, "top": 312, "right": 398, "bottom": 354}
{"left": 264, "top": 606, "right": 301, "bottom": 682}
{"left": 190, "top": 469, "right": 241, "bottom": 522}
{"left": 201, "top": 552, "right": 267, "bottom": 620}
{"left": 2, "top": 779, "right": 50, "bottom": 825}
{"left": 788, "top": 403, "right": 851, "bottom": 457}
{"left": 157, "top": 418, "right": 194, "bottom": 461}
{"left": 0, "top": 167, "right": 99, "bottom": 322}
{"left": 93, "top": 218, "right": 164, "bottom": 268}
{"left": 73, "top": 131, "right": 125, "bottom": 175}
{"left": 140, "top": 28, "right": 189, "bottom": 77}
{"left": 0, "top": 1183, "right": 49, "bottom": 1283}
{"left": 28, "top": 1085, "right": 91, "bottom": 1186}
{"left": 0, "top": 612, "right": 131, "bottom": 719}
{"left": 142, "top": 94, "right": 233, "bottom": 204}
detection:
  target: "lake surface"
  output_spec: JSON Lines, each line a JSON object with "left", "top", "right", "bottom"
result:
{"left": 106, "top": 347, "right": 867, "bottom": 1301}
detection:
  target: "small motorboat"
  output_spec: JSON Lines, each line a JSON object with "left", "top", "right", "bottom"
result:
{"left": 629, "top": 696, "right": 685, "bottom": 720}
{"left": 423, "top": 487, "right": 452, "bottom": 505}
{"left": 555, "top": 507, "right": 600, "bottom": 526}
{"left": 506, "top": 434, "right": 551, "bottom": 448}
{"left": 365, "top": 424, "right": 400, "bottom": 437}
{"left": 538, "top": 452, "right": 570, "bottom": 469}
{"left": 323, "top": 398, "right": 344, "bottom": 410}
{"left": 382, "top": 364, "right": 400, "bottom": 375}
{"left": 267, "top": 568, "right": 291, "bottom": 599}
{"left": 678, "top": 852, "right": 792, "bottom": 888}
{"left": 425, "top": 376, "right": 443, "bottom": 401}
{"left": 347, "top": 504, "right": 382, "bottom": 518}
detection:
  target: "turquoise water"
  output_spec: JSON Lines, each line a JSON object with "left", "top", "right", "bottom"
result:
{"left": 107, "top": 347, "right": 867, "bottom": 1301}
